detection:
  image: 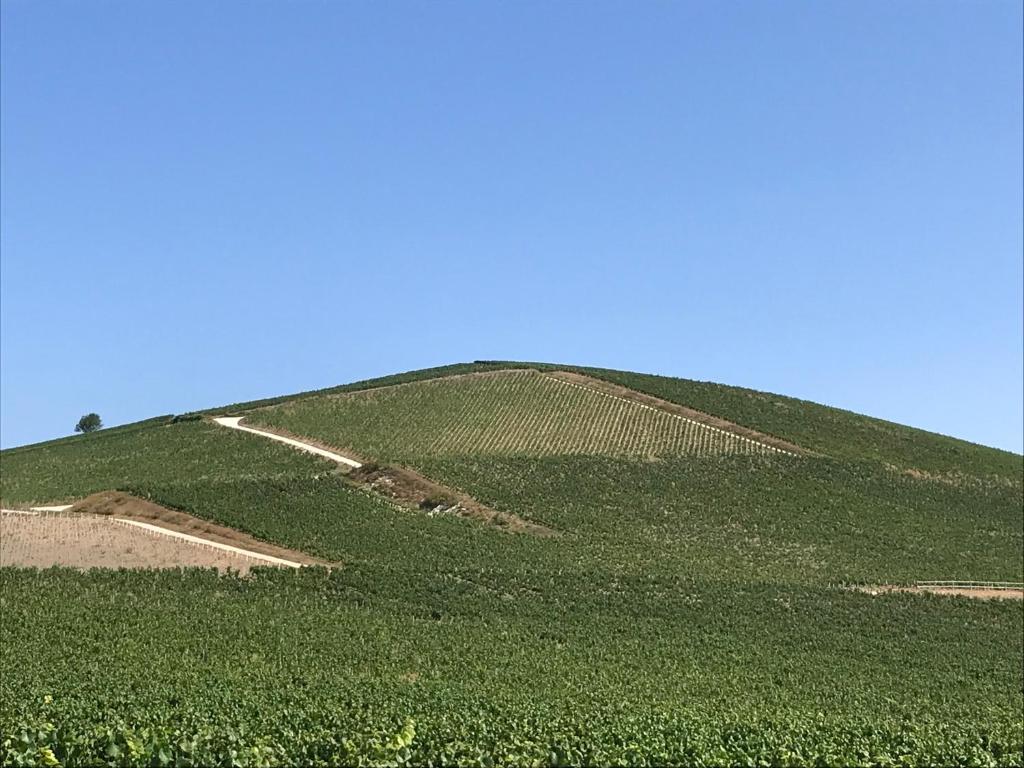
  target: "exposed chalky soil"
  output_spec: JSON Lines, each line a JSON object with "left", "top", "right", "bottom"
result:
{"left": 0, "top": 511, "right": 260, "bottom": 573}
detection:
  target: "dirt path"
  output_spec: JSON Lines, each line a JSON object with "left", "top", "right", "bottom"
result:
{"left": 213, "top": 416, "right": 362, "bottom": 467}
{"left": 855, "top": 584, "right": 1023, "bottom": 601}
{"left": 2, "top": 491, "right": 329, "bottom": 572}
{"left": 69, "top": 491, "right": 328, "bottom": 566}
{"left": 212, "top": 415, "right": 553, "bottom": 536}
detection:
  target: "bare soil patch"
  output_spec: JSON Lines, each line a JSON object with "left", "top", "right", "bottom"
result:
{"left": 1, "top": 510, "right": 261, "bottom": 573}
{"left": 855, "top": 585, "right": 1023, "bottom": 601}
{"left": 547, "top": 371, "right": 806, "bottom": 455}
{"left": 68, "top": 491, "right": 331, "bottom": 566}
{"left": 348, "top": 463, "right": 556, "bottom": 536}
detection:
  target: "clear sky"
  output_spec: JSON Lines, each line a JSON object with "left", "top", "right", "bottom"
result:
{"left": 2, "top": 1, "right": 1022, "bottom": 453}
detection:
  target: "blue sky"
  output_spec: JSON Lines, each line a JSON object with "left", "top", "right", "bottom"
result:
{"left": 2, "top": 1, "right": 1021, "bottom": 453}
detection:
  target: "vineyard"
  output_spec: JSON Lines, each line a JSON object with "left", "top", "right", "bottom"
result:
{"left": 247, "top": 370, "right": 783, "bottom": 463}
{"left": 0, "top": 420, "right": 333, "bottom": 507}
{"left": 2, "top": 568, "right": 1022, "bottom": 767}
{"left": 198, "top": 360, "right": 1023, "bottom": 480}
{"left": 1, "top": 362, "right": 1022, "bottom": 766}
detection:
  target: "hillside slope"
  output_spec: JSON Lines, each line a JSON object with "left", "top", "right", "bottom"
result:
{"left": 245, "top": 369, "right": 787, "bottom": 463}
{"left": 4, "top": 362, "right": 1020, "bottom": 584}
{"left": 2, "top": 362, "right": 1022, "bottom": 765}
{"left": 194, "top": 360, "right": 1022, "bottom": 479}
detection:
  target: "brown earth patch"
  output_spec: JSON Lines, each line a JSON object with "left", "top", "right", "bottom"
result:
{"left": 68, "top": 491, "right": 331, "bottom": 566}
{"left": 2, "top": 510, "right": 264, "bottom": 573}
{"left": 546, "top": 370, "right": 806, "bottom": 455}
{"left": 854, "top": 585, "right": 1023, "bottom": 601}
{"left": 348, "top": 462, "right": 556, "bottom": 537}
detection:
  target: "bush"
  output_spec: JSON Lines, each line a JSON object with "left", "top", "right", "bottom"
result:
{"left": 418, "top": 494, "right": 455, "bottom": 510}
{"left": 170, "top": 413, "right": 204, "bottom": 424}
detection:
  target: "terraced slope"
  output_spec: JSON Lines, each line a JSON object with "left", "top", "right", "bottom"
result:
{"left": 246, "top": 369, "right": 786, "bottom": 463}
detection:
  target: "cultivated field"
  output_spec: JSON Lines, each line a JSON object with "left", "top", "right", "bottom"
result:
{"left": 202, "top": 360, "right": 1023, "bottom": 479}
{"left": 2, "top": 362, "right": 1022, "bottom": 766}
{"left": 0, "top": 419, "right": 333, "bottom": 506}
{"left": 3, "top": 569, "right": 1021, "bottom": 767}
{"left": 247, "top": 369, "right": 786, "bottom": 463}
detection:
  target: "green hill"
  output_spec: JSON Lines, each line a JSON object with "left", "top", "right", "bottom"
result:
{"left": 1, "top": 362, "right": 1021, "bottom": 766}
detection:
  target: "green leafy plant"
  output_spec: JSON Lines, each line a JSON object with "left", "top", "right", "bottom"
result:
{"left": 73, "top": 413, "right": 102, "bottom": 434}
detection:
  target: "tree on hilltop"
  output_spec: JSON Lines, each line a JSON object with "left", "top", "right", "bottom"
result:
{"left": 75, "top": 413, "right": 103, "bottom": 433}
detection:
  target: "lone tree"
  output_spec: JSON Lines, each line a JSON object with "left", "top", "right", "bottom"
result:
{"left": 75, "top": 413, "right": 103, "bottom": 434}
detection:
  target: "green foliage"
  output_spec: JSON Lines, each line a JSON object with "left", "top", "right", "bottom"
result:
{"left": 246, "top": 370, "right": 775, "bottom": 463}
{"left": 565, "top": 364, "right": 1024, "bottom": 480}
{"left": 1, "top": 569, "right": 1021, "bottom": 767}
{"left": 413, "top": 454, "right": 1024, "bottom": 586}
{"left": 169, "top": 413, "right": 203, "bottom": 424}
{"left": 1, "top": 362, "right": 1022, "bottom": 765}
{"left": 0, "top": 421, "right": 330, "bottom": 506}
{"left": 72, "top": 413, "right": 102, "bottom": 434}
{"left": 123, "top": 455, "right": 1023, "bottom": 586}
{"left": 128, "top": 474, "right": 403, "bottom": 563}
{"left": 217, "top": 358, "right": 1023, "bottom": 478}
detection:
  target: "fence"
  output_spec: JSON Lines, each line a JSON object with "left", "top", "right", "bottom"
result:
{"left": 916, "top": 580, "right": 1023, "bottom": 591}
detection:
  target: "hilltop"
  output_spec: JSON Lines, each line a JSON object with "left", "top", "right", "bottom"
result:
{"left": 1, "top": 361, "right": 1021, "bottom": 766}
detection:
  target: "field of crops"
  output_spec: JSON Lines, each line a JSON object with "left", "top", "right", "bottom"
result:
{"left": 0, "top": 420, "right": 333, "bottom": 506}
{"left": 2, "top": 363, "right": 1022, "bottom": 766}
{"left": 411, "top": 453, "right": 1024, "bottom": 586}
{"left": 562, "top": 364, "right": 1024, "bottom": 480}
{"left": 3, "top": 568, "right": 1022, "bottom": 767}
{"left": 104, "top": 455, "right": 1024, "bottom": 587}
{"left": 191, "top": 360, "right": 1023, "bottom": 480}
{"left": 247, "top": 370, "right": 779, "bottom": 463}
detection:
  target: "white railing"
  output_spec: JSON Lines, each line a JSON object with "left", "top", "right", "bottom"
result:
{"left": 916, "top": 580, "right": 1023, "bottom": 591}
